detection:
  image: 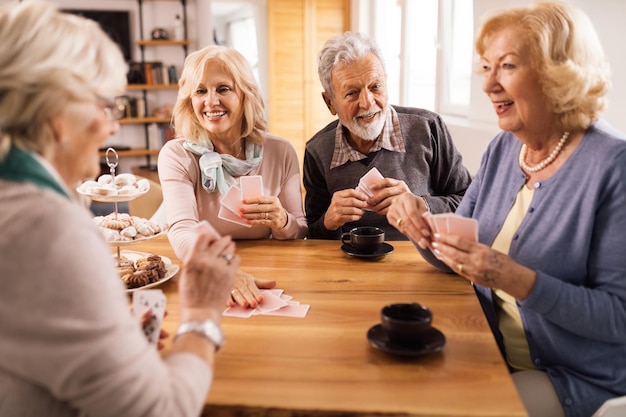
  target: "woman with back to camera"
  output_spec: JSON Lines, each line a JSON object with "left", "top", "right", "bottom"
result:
{"left": 158, "top": 45, "right": 308, "bottom": 309}
{"left": 387, "top": 2, "right": 626, "bottom": 416}
{"left": 0, "top": 2, "right": 238, "bottom": 416}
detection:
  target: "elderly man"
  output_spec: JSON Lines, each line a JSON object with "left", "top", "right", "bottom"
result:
{"left": 304, "top": 32, "right": 471, "bottom": 240}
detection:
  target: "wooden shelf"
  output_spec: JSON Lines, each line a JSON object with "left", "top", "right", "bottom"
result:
{"left": 99, "top": 149, "right": 160, "bottom": 158}
{"left": 127, "top": 84, "right": 178, "bottom": 91}
{"left": 119, "top": 116, "right": 171, "bottom": 125}
{"left": 137, "top": 39, "right": 190, "bottom": 47}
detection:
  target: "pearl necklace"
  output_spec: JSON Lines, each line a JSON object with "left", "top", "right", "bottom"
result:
{"left": 518, "top": 131, "right": 570, "bottom": 173}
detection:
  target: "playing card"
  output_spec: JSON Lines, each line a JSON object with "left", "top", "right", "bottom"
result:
{"left": 222, "top": 289, "right": 309, "bottom": 318}
{"left": 240, "top": 175, "right": 264, "bottom": 200}
{"left": 133, "top": 289, "right": 166, "bottom": 345}
{"left": 431, "top": 215, "right": 450, "bottom": 234}
{"left": 223, "top": 305, "right": 256, "bottom": 318}
{"left": 359, "top": 167, "right": 384, "bottom": 189}
{"left": 218, "top": 204, "right": 251, "bottom": 227}
{"left": 262, "top": 303, "right": 310, "bottom": 318}
{"left": 219, "top": 185, "right": 244, "bottom": 216}
{"left": 446, "top": 215, "right": 478, "bottom": 242}
{"left": 356, "top": 167, "right": 384, "bottom": 197}
{"left": 256, "top": 290, "right": 289, "bottom": 313}
{"left": 422, "top": 211, "right": 436, "bottom": 232}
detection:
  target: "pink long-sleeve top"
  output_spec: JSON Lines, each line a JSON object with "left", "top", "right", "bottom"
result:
{"left": 158, "top": 134, "right": 308, "bottom": 260}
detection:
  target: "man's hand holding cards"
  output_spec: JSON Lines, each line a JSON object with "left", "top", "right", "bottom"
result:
{"left": 355, "top": 167, "right": 384, "bottom": 199}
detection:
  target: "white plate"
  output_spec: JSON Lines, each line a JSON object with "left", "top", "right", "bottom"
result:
{"left": 117, "top": 250, "right": 179, "bottom": 293}
{"left": 107, "top": 230, "right": 166, "bottom": 246}
{"left": 77, "top": 186, "right": 149, "bottom": 203}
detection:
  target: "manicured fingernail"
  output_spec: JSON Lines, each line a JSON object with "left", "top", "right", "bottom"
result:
{"left": 418, "top": 238, "right": 428, "bottom": 249}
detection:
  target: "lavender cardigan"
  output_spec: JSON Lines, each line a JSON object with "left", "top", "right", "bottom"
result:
{"left": 420, "top": 120, "right": 626, "bottom": 417}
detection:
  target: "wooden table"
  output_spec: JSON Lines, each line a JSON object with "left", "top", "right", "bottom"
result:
{"left": 133, "top": 236, "right": 527, "bottom": 417}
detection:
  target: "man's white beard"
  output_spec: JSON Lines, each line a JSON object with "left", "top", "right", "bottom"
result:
{"left": 345, "top": 108, "right": 386, "bottom": 141}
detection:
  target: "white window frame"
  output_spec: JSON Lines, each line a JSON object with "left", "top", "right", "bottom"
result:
{"left": 351, "top": 0, "right": 472, "bottom": 117}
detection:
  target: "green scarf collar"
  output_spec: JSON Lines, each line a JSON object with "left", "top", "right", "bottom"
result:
{"left": 0, "top": 146, "right": 69, "bottom": 198}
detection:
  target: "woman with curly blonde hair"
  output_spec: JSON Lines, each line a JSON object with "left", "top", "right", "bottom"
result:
{"left": 388, "top": 2, "right": 626, "bottom": 416}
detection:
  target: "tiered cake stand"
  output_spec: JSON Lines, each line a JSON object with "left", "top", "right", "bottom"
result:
{"left": 77, "top": 148, "right": 179, "bottom": 292}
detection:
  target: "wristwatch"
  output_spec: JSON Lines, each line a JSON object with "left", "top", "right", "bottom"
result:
{"left": 175, "top": 320, "right": 224, "bottom": 351}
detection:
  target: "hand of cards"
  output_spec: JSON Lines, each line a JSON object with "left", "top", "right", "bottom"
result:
{"left": 218, "top": 175, "right": 264, "bottom": 227}
{"left": 422, "top": 212, "right": 478, "bottom": 241}
{"left": 133, "top": 289, "right": 166, "bottom": 346}
{"left": 355, "top": 167, "right": 384, "bottom": 198}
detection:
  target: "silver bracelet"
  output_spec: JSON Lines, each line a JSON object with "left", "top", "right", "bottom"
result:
{"left": 175, "top": 320, "right": 224, "bottom": 351}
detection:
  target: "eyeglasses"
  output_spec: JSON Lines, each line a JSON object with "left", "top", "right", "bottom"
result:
{"left": 99, "top": 95, "right": 128, "bottom": 121}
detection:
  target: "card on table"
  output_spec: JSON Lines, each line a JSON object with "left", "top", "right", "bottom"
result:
{"left": 255, "top": 290, "right": 289, "bottom": 313}
{"left": 133, "top": 289, "right": 166, "bottom": 345}
{"left": 222, "top": 289, "right": 310, "bottom": 318}
{"left": 240, "top": 175, "right": 264, "bottom": 200}
{"left": 262, "top": 303, "right": 310, "bottom": 318}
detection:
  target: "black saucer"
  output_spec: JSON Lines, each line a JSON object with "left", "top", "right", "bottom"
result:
{"left": 367, "top": 324, "right": 446, "bottom": 357}
{"left": 341, "top": 242, "right": 394, "bottom": 259}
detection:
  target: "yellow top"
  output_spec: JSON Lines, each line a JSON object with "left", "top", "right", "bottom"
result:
{"left": 491, "top": 185, "right": 535, "bottom": 371}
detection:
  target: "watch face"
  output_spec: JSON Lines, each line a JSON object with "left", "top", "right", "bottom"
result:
{"left": 202, "top": 321, "right": 224, "bottom": 347}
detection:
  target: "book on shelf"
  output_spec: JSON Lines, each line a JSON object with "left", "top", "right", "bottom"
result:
{"left": 121, "top": 95, "right": 146, "bottom": 119}
{"left": 127, "top": 61, "right": 177, "bottom": 86}
{"left": 167, "top": 65, "right": 178, "bottom": 84}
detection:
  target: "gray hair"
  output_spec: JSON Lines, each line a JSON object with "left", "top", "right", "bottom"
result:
{"left": 317, "top": 32, "right": 386, "bottom": 97}
{"left": 0, "top": 1, "right": 127, "bottom": 158}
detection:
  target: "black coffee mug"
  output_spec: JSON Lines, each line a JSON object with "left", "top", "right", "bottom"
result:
{"left": 341, "top": 226, "right": 384, "bottom": 253}
{"left": 381, "top": 303, "right": 432, "bottom": 345}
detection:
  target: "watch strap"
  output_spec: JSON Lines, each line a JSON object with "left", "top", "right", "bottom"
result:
{"left": 175, "top": 320, "right": 224, "bottom": 351}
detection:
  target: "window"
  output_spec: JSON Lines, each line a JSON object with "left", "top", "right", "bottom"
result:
{"left": 229, "top": 16, "right": 260, "bottom": 83}
{"left": 355, "top": 0, "right": 473, "bottom": 116}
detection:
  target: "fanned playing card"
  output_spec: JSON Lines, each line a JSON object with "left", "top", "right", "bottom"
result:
{"left": 133, "top": 289, "right": 166, "bottom": 345}
{"left": 220, "top": 184, "right": 244, "bottom": 215}
{"left": 240, "top": 175, "right": 264, "bottom": 200}
{"left": 425, "top": 213, "right": 478, "bottom": 242}
{"left": 446, "top": 215, "right": 478, "bottom": 242}
{"left": 218, "top": 204, "right": 251, "bottom": 227}
{"left": 355, "top": 167, "right": 384, "bottom": 197}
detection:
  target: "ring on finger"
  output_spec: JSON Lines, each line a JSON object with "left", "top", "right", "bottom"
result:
{"left": 221, "top": 253, "right": 234, "bottom": 264}
{"left": 396, "top": 218, "right": 404, "bottom": 227}
{"left": 264, "top": 212, "right": 268, "bottom": 220}
{"left": 456, "top": 262, "right": 464, "bottom": 274}
{"left": 231, "top": 289, "right": 239, "bottom": 297}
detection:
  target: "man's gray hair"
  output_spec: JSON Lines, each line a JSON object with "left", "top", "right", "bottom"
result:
{"left": 317, "top": 32, "right": 386, "bottom": 97}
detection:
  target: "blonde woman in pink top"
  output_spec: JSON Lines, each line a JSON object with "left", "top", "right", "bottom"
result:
{"left": 158, "top": 45, "right": 308, "bottom": 308}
